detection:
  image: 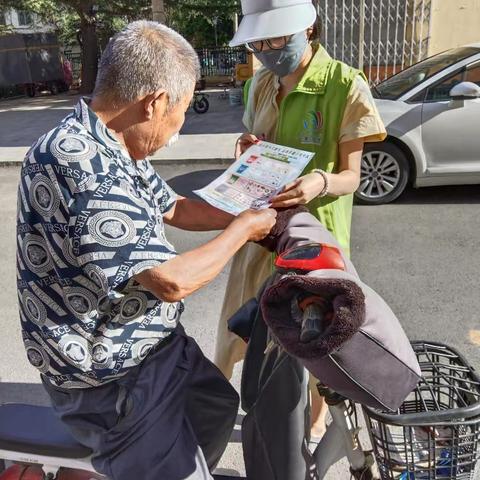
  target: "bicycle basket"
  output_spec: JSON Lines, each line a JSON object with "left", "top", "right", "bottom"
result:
{"left": 363, "top": 341, "right": 480, "bottom": 480}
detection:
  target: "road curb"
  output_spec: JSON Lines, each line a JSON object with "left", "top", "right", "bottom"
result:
{"left": 0, "top": 161, "right": 26, "bottom": 168}
{"left": 150, "top": 157, "right": 234, "bottom": 166}
{"left": 0, "top": 158, "right": 234, "bottom": 168}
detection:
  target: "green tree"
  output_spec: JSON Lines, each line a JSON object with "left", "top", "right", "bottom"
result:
{"left": 166, "top": 0, "right": 240, "bottom": 48}
{"left": 0, "top": 5, "right": 14, "bottom": 35}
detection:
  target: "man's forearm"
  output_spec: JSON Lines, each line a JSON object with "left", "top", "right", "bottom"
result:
{"left": 136, "top": 220, "right": 249, "bottom": 302}
{"left": 165, "top": 197, "right": 234, "bottom": 231}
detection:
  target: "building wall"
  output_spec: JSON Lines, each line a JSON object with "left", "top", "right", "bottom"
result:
{"left": 1, "top": 8, "right": 51, "bottom": 34}
{"left": 429, "top": 0, "right": 480, "bottom": 55}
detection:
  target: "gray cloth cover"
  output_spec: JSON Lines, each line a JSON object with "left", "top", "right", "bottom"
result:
{"left": 240, "top": 212, "right": 421, "bottom": 479}
{"left": 260, "top": 211, "right": 421, "bottom": 411}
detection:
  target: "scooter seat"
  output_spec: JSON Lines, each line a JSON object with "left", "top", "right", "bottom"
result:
{"left": 0, "top": 404, "right": 92, "bottom": 458}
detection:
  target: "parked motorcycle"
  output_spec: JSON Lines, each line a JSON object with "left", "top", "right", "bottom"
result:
{"left": 192, "top": 91, "right": 209, "bottom": 114}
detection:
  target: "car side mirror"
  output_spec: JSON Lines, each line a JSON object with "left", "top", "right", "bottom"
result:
{"left": 449, "top": 81, "right": 480, "bottom": 100}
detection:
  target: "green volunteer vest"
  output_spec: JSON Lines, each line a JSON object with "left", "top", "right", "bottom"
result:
{"left": 247, "top": 45, "right": 364, "bottom": 256}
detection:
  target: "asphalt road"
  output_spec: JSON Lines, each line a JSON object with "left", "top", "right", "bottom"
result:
{"left": 1, "top": 163, "right": 480, "bottom": 478}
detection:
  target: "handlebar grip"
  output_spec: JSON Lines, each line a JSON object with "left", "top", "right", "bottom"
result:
{"left": 300, "top": 303, "right": 325, "bottom": 343}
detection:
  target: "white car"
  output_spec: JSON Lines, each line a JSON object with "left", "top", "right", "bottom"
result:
{"left": 356, "top": 44, "right": 480, "bottom": 205}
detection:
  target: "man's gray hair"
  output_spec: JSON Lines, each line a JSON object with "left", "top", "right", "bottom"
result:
{"left": 94, "top": 21, "right": 200, "bottom": 107}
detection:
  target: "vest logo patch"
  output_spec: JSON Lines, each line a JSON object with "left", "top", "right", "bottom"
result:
{"left": 300, "top": 110, "right": 324, "bottom": 146}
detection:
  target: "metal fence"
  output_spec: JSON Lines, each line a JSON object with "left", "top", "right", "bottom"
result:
{"left": 315, "top": 0, "right": 432, "bottom": 84}
{"left": 64, "top": 46, "right": 247, "bottom": 84}
{"left": 196, "top": 46, "right": 247, "bottom": 77}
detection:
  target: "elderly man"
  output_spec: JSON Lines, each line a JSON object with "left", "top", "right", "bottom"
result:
{"left": 16, "top": 21, "right": 276, "bottom": 480}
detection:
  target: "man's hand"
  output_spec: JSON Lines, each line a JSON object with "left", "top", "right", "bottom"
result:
{"left": 234, "top": 208, "right": 278, "bottom": 241}
{"left": 235, "top": 133, "right": 260, "bottom": 159}
{"left": 270, "top": 173, "right": 326, "bottom": 208}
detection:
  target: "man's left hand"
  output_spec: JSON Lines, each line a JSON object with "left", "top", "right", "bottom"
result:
{"left": 270, "top": 173, "right": 325, "bottom": 208}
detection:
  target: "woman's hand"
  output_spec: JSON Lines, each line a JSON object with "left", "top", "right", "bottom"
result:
{"left": 270, "top": 172, "right": 326, "bottom": 208}
{"left": 235, "top": 133, "right": 260, "bottom": 159}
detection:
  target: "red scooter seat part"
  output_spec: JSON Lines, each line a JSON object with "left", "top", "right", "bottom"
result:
{"left": 0, "top": 466, "right": 104, "bottom": 480}
{"left": 0, "top": 465, "right": 43, "bottom": 480}
{"left": 275, "top": 243, "right": 345, "bottom": 273}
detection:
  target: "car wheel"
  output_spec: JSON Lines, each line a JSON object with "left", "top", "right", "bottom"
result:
{"left": 58, "top": 81, "right": 69, "bottom": 92}
{"left": 25, "top": 84, "right": 35, "bottom": 97}
{"left": 355, "top": 142, "right": 410, "bottom": 205}
{"left": 49, "top": 82, "right": 59, "bottom": 95}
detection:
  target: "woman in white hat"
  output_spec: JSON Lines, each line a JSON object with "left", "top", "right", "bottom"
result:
{"left": 215, "top": 0, "right": 387, "bottom": 438}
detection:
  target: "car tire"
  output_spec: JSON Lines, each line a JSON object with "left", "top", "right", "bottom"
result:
{"left": 58, "top": 81, "right": 69, "bottom": 93}
{"left": 355, "top": 142, "right": 410, "bottom": 205}
{"left": 49, "top": 82, "right": 59, "bottom": 95}
{"left": 25, "top": 84, "right": 35, "bottom": 97}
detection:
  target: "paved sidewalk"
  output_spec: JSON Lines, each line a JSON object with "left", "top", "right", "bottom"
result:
{"left": 0, "top": 90, "right": 244, "bottom": 166}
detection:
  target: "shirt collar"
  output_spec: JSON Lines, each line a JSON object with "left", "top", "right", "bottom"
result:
{"left": 74, "top": 97, "right": 132, "bottom": 161}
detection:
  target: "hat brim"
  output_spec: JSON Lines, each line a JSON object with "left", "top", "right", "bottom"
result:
{"left": 229, "top": 3, "right": 317, "bottom": 47}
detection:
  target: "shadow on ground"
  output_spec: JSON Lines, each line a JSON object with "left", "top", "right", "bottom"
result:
{"left": 169, "top": 169, "right": 480, "bottom": 206}
{"left": 359, "top": 184, "right": 480, "bottom": 206}
{"left": 0, "top": 382, "right": 50, "bottom": 405}
{"left": 167, "top": 169, "right": 225, "bottom": 199}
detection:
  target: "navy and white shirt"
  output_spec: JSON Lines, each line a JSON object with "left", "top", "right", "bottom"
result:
{"left": 16, "top": 97, "right": 183, "bottom": 389}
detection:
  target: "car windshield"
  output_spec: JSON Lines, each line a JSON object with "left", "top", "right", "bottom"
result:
{"left": 373, "top": 47, "right": 480, "bottom": 100}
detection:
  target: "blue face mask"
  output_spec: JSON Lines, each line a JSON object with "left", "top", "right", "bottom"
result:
{"left": 254, "top": 31, "right": 308, "bottom": 77}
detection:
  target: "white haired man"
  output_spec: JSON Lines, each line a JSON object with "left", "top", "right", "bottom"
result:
{"left": 16, "top": 21, "right": 276, "bottom": 480}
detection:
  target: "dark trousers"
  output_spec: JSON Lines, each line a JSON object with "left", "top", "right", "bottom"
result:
{"left": 42, "top": 326, "right": 239, "bottom": 480}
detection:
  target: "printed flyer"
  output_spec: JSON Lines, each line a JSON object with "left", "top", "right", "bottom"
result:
{"left": 194, "top": 141, "right": 314, "bottom": 215}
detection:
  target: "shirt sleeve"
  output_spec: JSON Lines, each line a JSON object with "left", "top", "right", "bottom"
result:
{"left": 339, "top": 75, "right": 387, "bottom": 144}
{"left": 156, "top": 178, "right": 177, "bottom": 214}
{"left": 67, "top": 168, "right": 177, "bottom": 293}
{"left": 145, "top": 160, "right": 177, "bottom": 214}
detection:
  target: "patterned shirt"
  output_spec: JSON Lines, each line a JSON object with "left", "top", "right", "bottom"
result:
{"left": 16, "top": 97, "right": 183, "bottom": 389}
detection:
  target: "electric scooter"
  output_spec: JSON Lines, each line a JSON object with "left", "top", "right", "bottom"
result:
{"left": 0, "top": 243, "right": 376, "bottom": 480}
{"left": 2, "top": 234, "right": 478, "bottom": 479}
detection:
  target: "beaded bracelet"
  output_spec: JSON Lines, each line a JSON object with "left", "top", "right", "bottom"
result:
{"left": 312, "top": 168, "right": 329, "bottom": 198}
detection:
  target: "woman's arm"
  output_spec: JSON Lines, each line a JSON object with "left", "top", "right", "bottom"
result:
{"left": 270, "top": 138, "right": 364, "bottom": 208}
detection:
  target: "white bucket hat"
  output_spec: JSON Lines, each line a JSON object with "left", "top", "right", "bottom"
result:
{"left": 230, "top": 0, "right": 317, "bottom": 47}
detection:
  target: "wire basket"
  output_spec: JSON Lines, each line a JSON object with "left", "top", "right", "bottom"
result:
{"left": 363, "top": 341, "right": 480, "bottom": 479}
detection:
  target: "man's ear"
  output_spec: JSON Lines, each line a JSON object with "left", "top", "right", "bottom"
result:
{"left": 143, "top": 89, "right": 167, "bottom": 120}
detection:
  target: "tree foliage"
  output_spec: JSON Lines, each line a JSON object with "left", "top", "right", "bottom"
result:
{"left": 1, "top": 1, "right": 151, "bottom": 45}
{"left": 166, "top": 0, "right": 240, "bottom": 47}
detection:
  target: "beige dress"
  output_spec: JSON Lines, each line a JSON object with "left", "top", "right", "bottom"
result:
{"left": 214, "top": 75, "right": 386, "bottom": 378}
